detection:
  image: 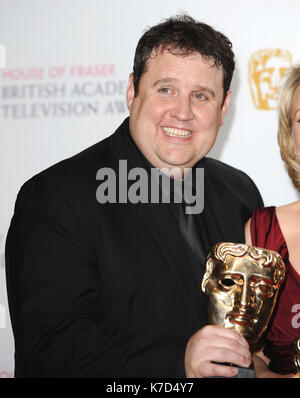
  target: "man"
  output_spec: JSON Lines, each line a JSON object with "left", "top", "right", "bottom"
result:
{"left": 5, "top": 15, "right": 263, "bottom": 378}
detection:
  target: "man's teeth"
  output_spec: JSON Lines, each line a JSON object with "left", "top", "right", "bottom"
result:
{"left": 162, "top": 127, "right": 192, "bottom": 137}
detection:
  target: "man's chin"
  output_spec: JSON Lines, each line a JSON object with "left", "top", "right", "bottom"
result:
{"left": 156, "top": 154, "right": 200, "bottom": 171}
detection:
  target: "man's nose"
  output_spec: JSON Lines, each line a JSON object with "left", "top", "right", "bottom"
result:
{"left": 170, "top": 95, "right": 193, "bottom": 121}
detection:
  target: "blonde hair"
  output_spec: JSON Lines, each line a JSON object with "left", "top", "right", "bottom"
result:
{"left": 278, "top": 65, "right": 300, "bottom": 191}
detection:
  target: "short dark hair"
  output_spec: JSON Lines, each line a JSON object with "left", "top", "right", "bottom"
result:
{"left": 132, "top": 14, "right": 235, "bottom": 102}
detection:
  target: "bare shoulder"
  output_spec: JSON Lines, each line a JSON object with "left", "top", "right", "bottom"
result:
{"left": 276, "top": 200, "right": 300, "bottom": 222}
{"left": 276, "top": 200, "right": 300, "bottom": 272}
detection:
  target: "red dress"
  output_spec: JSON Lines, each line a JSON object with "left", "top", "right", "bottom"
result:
{"left": 250, "top": 206, "right": 300, "bottom": 374}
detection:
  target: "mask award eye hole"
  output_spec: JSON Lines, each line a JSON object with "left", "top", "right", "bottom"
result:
{"left": 220, "top": 278, "right": 235, "bottom": 288}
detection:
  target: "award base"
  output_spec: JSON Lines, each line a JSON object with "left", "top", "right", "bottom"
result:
{"left": 208, "top": 363, "right": 255, "bottom": 378}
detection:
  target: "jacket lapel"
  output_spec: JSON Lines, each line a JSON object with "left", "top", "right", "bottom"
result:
{"left": 135, "top": 201, "right": 205, "bottom": 329}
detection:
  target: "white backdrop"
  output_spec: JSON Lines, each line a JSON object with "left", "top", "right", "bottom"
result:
{"left": 1, "top": 0, "right": 300, "bottom": 377}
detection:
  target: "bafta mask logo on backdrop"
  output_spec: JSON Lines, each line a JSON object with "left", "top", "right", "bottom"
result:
{"left": 248, "top": 49, "right": 292, "bottom": 110}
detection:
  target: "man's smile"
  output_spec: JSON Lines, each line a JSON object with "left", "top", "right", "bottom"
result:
{"left": 162, "top": 126, "right": 192, "bottom": 138}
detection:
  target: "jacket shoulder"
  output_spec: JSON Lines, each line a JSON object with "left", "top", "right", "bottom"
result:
{"left": 203, "top": 157, "right": 263, "bottom": 206}
{"left": 22, "top": 133, "right": 115, "bottom": 195}
{"left": 204, "top": 157, "right": 257, "bottom": 186}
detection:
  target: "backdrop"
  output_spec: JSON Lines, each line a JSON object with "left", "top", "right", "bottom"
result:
{"left": 1, "top": 0, "right": 300, "bottom": 377}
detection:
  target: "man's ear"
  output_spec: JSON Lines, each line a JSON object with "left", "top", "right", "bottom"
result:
{"left": 220, "top": 90, "right": 231, "bottom": 127}
{"left": 126, "top": 73, "right": 135, "bottom": 111}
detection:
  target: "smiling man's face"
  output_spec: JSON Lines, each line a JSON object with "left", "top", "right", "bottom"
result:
{"left": 126, "top": 49, "right": 230, "bottom": 171}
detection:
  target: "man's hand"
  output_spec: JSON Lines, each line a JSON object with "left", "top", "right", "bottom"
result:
{"left": 184, "top": 325, "right": 252, "bottom": 378}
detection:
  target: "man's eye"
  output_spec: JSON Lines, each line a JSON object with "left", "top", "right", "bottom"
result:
{"left": 193, "top": 92, "right": 207, "bottom": 101}
{"left": 193, "top": 92, "right": 209, "bottom": 102}
{"left": 219, "top": 277, "right": 236, "bottom": 289}
{"left": 159, "top": 87, "right": 172, "bottom": 94}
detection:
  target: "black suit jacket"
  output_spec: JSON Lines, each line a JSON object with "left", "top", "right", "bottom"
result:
{"left": 5, "top": 118, "right": 263, "bottom": 377}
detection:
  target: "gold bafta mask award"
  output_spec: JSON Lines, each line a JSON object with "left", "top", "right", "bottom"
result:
{"left": 201, "top": 242, "right": 286, "bottom": 377}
